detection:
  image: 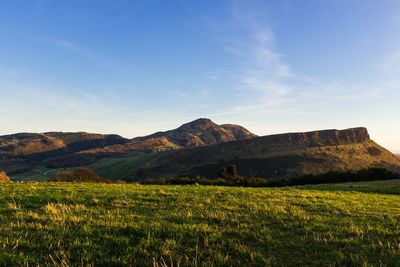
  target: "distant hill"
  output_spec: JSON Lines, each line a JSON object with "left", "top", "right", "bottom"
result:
{"left": 2, "top": 120, "right": 399, "bottom": 182}
{"left": 0, "top": 119, "right": 257, "bottom": 176}
{"left": 0, "top": 132, "right": 127, "bottom": 156}
{"left": 0, "top": 132, "right": 128, "bottom": 174}
{"left": 136, "top": 118, "right": 257, "bottom": 147}
{"left": 120, "top": 127, "right": 400, "bottom": 181}
{"left": 79, "top": 118, "right": 257, "bottom": 155}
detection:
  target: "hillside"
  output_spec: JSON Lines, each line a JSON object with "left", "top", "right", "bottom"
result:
{"left": 0, "top": 183, "right": 399, "bottom": 266}
{"left": 135, "top": 118, "right": 257, "bottom": 147}
{"left": 0, "top": 132, "right": 128, "bottom": 157}
{"left": 120, "top": 127, "right": 400, "bottom": 181}
{"left": 85, "top": 118, "right": 257, "bottom": 154}
{"left": 0, "top": 132, "right": 128, "bottom": 175}
{"left": 0, "top": 119, "right": 257, "bottom": 178}
{"left": 2, "top": 121, "right": 399, "bottom": 182}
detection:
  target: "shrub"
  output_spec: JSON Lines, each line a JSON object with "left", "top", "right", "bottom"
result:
{"left": 0, "top": 171, "right": 10, "bottom": 183}
{"left": 139, "top": 167, "right": 399, "bottom": 187}
{"left": 49, "top": 168, "right": 111, "bottom": 183}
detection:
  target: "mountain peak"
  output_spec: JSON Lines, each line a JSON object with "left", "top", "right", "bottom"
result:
{"left": 138, "top": 118, "right": 257, "bottom": 148}
{"left": 178, "top": 118, "right": 216, "bottom": 131}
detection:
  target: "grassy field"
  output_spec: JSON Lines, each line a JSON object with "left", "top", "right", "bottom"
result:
{"left": 0, "top": 182, "right": 399, "bottom": 266}
{"left": 300, "top": 179, "right": 400, "bottom": 195}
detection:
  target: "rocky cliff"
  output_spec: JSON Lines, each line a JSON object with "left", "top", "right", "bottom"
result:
{"left": 124, "top": 127, "right": 400, "bottom": 180}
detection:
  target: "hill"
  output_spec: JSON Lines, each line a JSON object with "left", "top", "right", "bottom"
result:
{"left": 0, "top": 132, "right": 127, "bottom": 156}
{"left": 0, "top": 132, "right": 128, "bottom": 174}
{"left": 2, "top": 121, "right": 399, "bottom": 182}
{"left": 135, "top": 118, "right": 257, "bottom": 147}
{"left": 121, "top": 127, "right": 400, "bottom": 181}
{"left": 0, "top": 182, "right": 399, "bottom": 266}
{"left": 1, "top": 119, "right": 257, "bottom": 178}
{"left": 81, "top": 118, "right": 257, "bottom": 155}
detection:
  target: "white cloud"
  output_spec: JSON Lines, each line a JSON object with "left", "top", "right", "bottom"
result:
{"left": 208, "top": 1, "right": 386, "bottom": 119}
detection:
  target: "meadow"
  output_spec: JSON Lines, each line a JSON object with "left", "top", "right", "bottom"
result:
{"left": 0, "top": 182, "right": 399, "bottom": 266}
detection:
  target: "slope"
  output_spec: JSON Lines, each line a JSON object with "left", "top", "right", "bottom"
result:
{"left": 119, "top": 127, "right": 400, "bottom": 181}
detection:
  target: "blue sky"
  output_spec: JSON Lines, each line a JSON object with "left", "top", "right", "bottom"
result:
{"left": 0, "top": 0, "right": 399, "bottom": 152}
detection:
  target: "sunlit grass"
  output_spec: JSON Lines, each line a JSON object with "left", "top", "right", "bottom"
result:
{"left": 0, "top": 182, "right": 399, "bottom": 266}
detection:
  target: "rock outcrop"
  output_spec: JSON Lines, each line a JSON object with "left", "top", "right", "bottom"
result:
{"left": 125, "top": 127, "right": 400, "bottom": 180}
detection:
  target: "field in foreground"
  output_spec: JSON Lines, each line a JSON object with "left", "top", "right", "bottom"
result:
{"left": 0, "top": 183, "right": 399, "bottom": 266}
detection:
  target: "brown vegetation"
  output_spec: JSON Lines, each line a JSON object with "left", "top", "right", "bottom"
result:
{"left": 49, "top": 168, "right": 111, "bottom": 183}
{"left": 0, "top": 171, "right": 9, "bottom": 183}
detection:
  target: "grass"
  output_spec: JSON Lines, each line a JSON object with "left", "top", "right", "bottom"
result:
{"left": 11, "top": 151, "right": 166, "bottom": 181}
{"left": 0, "top": 182, "right": 399, "bottom": 266}
{"left": 300, "top": 179, "right": 400, "bottom": 195}
{"left": 88, "top": 151, "right": 170, "bottom": 180}
{"left": 12, "top": 167, "right": 57, "bottom": 181}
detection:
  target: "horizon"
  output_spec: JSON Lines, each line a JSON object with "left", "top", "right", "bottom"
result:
{"left": 1, "top": 0, "right": 399, "bottom": 152}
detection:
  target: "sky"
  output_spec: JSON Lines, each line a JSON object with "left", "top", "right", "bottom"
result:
{"left": 0, "top": 0, "right": 399, "bottom": 152}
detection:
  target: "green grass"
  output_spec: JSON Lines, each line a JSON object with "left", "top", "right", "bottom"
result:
{"left": 11, "top": 151, "right": 167, "bottom": 182}
{"left": 12, "top": 167, "right": 57, "bottom": 181}
{"left": 0, "top": 183, "right": 400, "bottom": 266}
{"left": 88, "top": 151, "right": 170, "bottom": 180}
{"left": 300, "top": 179, "right": 400, "bottom": 195}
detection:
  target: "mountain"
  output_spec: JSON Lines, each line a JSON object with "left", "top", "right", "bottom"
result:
{"left": 0, "top": 132, "right": 128, "bottom": 174}
{"left": 2, "top": 121, "right": 399, "bottom": 182}
{"left": 119, "top": 127, "right": 400, "bottom": 181}
{"left": 80, "top": 118, "right": 257, "bottom": 154}
{"left": 0, "top": 119, "right": 257, "bottom": 177}
{"left": 135, "top": 118, "right": 257, "bottom": 147}
{"left": 0, "top": 132, "right": 127, "bottom": 156}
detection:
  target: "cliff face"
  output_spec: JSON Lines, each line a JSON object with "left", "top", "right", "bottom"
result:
{"left": 125, "top": 127, "right": 400, "bottom": 180}
{"left": 235, "top": 127, "right": 370, "bottom": 149}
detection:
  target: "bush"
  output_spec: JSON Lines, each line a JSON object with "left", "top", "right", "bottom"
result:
{"left": 0, "top": 171, "right": 10, "bottom": 183}
{"left": 287, "top": 167, "right": 400, "bottom": 186}
{"left": 49, "top": 168, "right": 111, "bottom": 183}
{"left": 139, "top": 167, "right": 399, "bottom": 187}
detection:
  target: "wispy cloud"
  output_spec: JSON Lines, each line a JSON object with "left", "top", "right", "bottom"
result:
{"left": 207, "top": 1, "right": 383, "bottom": 118}
{"left": 48, "top": 38, "right": 111, "bottom": 67}
{"left": 228, "top": 1, "right": 291, "bottom": 101}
